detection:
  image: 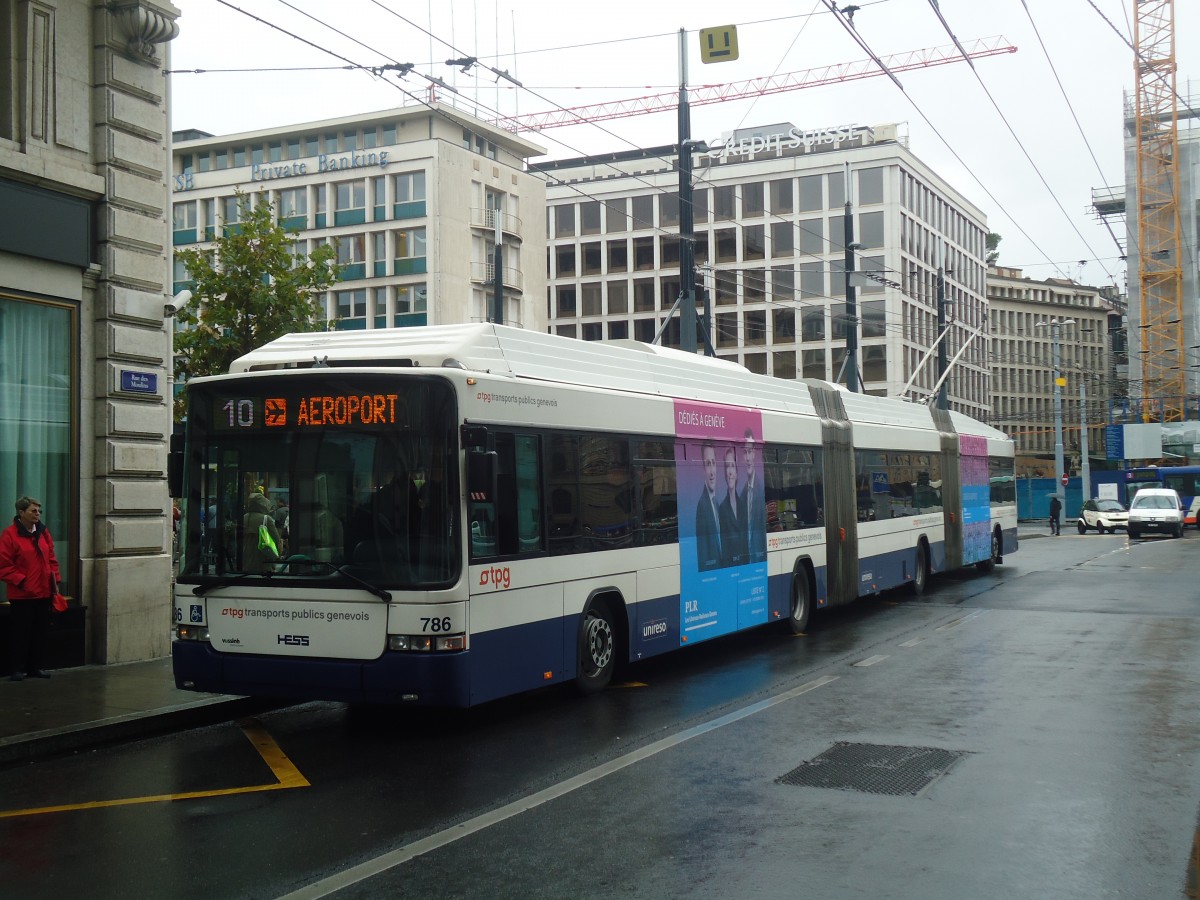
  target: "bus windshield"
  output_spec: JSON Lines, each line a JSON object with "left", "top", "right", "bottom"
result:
{"left": 179, "top": 373, "right": 459, "bottom": 589}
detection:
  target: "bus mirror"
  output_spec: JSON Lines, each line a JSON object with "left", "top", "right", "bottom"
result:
{"left": 461, "top": 424, "right": 488, "bottom": 450}
{"left": 467, "top": 450, "right": 498, "bottom": 503}
{"left": 167, "top": 433, "right": 184, "bottom": 498}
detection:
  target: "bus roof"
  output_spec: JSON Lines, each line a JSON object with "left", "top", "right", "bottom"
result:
{"left": 226, "top": 324, "right": 1011, "bottom": 442}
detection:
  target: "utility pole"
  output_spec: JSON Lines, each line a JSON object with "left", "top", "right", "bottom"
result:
{"left": 936, "top": 239, "right": 948, "bottom": 409}
{"left": 843, "top": 161, "right": 858, "bottom": 392}
{"left": 1037, "top": 317, "right": 1075, "bottom": 509}
{"left": 1080, "top": 377, "right": 1090, "bottom": 501}
{"left": 677, "top": 28, "right": 698, "bottom": 355}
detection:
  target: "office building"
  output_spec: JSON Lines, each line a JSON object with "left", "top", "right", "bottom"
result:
{"left": 541, "top": 122, "right": 992, "bottom": 419}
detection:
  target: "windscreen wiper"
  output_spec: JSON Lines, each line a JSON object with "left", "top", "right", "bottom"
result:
{"left": 279, "top": 557, "right": 393, "bottom": 602}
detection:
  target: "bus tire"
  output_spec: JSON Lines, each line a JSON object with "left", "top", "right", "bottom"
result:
{"left": 576, "top": 601, "right": 616, "bottom": 695}
{"left": 976, "top": 528, "right": 1001, "bottom": 572}
{"left": 788, "top": 569, "right": 812, "bottom": 634}
{"left": 910, "top": 542, "right": 930, "bottom": 596}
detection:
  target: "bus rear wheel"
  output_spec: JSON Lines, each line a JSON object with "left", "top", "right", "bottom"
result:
{"left": 577, "top": 602, "right": 616, "bottom": 695}
{"left": 788, "top": 571, "right": 811, "bottom": 634}
{"left": 911, "top": 543, "right": 929, "bottom": 596}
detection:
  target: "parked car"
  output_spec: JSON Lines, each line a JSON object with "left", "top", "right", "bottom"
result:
{"left": 1126, "top": 487, "right": 1185, "bottom": 540}
{"left": 1077, "top": 498, "right": 1128, "bottom": 534}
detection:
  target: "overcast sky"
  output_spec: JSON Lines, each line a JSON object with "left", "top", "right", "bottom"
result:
{"left": 170, "top": 0, "right": 1198, "bottom": 289}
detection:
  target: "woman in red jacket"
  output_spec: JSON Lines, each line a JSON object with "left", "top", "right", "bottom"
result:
{"left": 0, "top": 496, "right": 61, "bottom": 681}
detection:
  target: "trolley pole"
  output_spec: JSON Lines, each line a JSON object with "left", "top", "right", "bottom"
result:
{"left": 843, "top": 162, "right": 858, "bottom": 392}
{"left": 677, "top": 28, "right": 698, "bottom": 354}
{"left": 936, "top": 240, "right": 948, "bottom": 410}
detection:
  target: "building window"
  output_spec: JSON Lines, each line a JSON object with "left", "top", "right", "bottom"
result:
{"left": 772, "top": 266, "right": 794, "bottom": 302}
{"left": 659, "top": 236, "right": 680, "bottom": 267}
{"left": 278, "top": 188, "right": 306, "bottom": 223}
{"left": 745, "top": 309, "right": 766, "bottom": 345}
{"left": 581, "top": 283, "right": 602, "bottom": 316}
{"left": 337, "top": 234, "right": 366, "bottom": 280}
{"left": 555, "top": 245, "right": 576, "bottom": 277}
{"left": 582, "top": 242, "right": 602, "bottom": 275}
{"left": 393, "top": 171, "right": 426, "bottom": 207}
{"left": 715, "top": 271, "right": 737, "bottom": 306}
{"left": 396, "top": 283, "right": 428, "bottom": 315}
{"left": 336, "top": 288, "right": 367, "bottom": 322}
{"left": 394, "top": 227, "right": 427, "bottom": 275}
{"left": 608, "top": 281, "right": 628, "bottom": 314}
{"left": 633, "top": 277, "right": 656, "bottom": 312}
{"left": 372, "top": 232, "right": 386, "bottom": 277}
{"left": 608, "top": 239, "right": 628, "bottom": 273}
{"left": 715, "top": 228, "right": 737, "bottom": 263}
{"left": 335, "top": 180, "right": 366, "bottom": 226}
{"left": 557, "top": 286, "right": 577, "bottom": 317}
{"left": 631, "top": 195, "right": 654, "bottom": 230}
{"left": 713, "top": 185, "right": 735, "bottom": 220}
{"left": 716, "top": 312, "right": 738, "bottom": 348}
{"left": 605, "top": 199, "right": 627, "bottom": 232}
{"left": 859, "top": 167, "right": 884, "bottom": 204}
{"left": 798, "top": 218, "right": 824, "bottom": 255}
{"left": 580, "top": 201, "right": 601, "bottom": 235}
{"left": 659, "top": 194, "right": 679, "bottom": 227}
{"left": 633, "top": 236, "right": 655, "bottom": 270}
{"left": 608, "top": 320, "right": 628, "bottom": 340}
{"left": 802, "top": 348, "right": 825, "bottom": 379}
{"left": 773, "top": 308, "right": 795, "bottom": 340}
{"left": 269, "top": 141, "right": 282, "bottom": 162}
{"left": 172, "top": 201, "right": 197, "bottom": 244}
{"left": 798, "top": 175, "right": 822, "bottom": 211}
{"left": 0, "top": 297, "right": 74, "bottom": 585}
{"left": 314, "top": 185, "right": 327, "bottom": 228}
{"left": 233, "top": 147, "right": 247, "bottom": 167}
{"left": 555, "top": 205, "right": 575, "bottom": 238}
{"left": 770, "top": 178, "right": 793, "bottom": 214}
{"left": 744, "top": 225, "right": 765, "bottom": 260}
{"left": 221, "top": 196, "right": 240, "bottom": 229}
{"left": 742, "top": 182, "right": 765, "bottom": 217}
{"left": 744, "top": 269, "right": 766, "bottom": 302}
{"left": 859, "top": 211, "right": 884, "bottom": 249}
{"left": 771, "top": 222, "right": 793, "bottom": 257}
{"left": 802, "top": 307, "right": 824, "bottom": 341}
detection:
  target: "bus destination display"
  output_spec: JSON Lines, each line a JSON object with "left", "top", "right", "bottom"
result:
{"left": 214, "top": 393, "right": 400, "bottom": 430}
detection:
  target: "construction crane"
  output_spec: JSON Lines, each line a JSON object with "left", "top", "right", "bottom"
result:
{"left": 491, "top": 36, "right": 1015, "bottom": 132}
{"left": 1132, "top": 0, "right": 1185, "bottom": 423}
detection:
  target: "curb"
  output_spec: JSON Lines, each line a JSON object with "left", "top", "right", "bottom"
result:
{"left": 0, "top": 696, "right": 285, "bottom": 767}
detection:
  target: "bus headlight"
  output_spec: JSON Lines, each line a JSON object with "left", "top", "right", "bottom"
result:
{"left": 388, "top": 634, "right": 464, "bottom": 652}
{"left": 175, "top": 625, "right": 209, "bottom": 642}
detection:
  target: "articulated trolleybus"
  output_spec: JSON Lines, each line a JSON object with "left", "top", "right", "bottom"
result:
{"left": 170, "top": 324, "right": 1017, "bottom": 707}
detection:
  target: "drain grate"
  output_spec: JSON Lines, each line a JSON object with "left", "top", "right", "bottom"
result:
{"left": 778, "top": 741, "right": 967, "bottom": 796}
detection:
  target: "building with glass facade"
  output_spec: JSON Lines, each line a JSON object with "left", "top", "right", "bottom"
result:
{"left": 1, "top": 1, "right": 180, "bottom": 666}
{"left": 171, "top": 103, "right": 547, "bottom": 334}
{"left": 541, "top": 123, "right": 992, "bottom": 419}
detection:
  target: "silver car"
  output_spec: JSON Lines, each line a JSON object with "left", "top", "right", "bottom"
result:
{"left": 1076, "top": 498, "right": 1127, "bottom": 534}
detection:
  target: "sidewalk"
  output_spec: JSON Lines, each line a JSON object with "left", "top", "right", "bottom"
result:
{"left": 0, "top": 656, "right": 270, "bottom": 766}
{"left": 1, "top": 525, "right": 1050, "bottom": 766}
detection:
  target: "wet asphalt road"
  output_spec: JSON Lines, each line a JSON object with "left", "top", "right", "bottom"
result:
{"left": 3, "top": 530, "right": 1199, "bottom": 899}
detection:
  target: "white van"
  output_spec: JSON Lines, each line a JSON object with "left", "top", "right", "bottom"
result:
{"left": 1127, "top": 487, "right": 1185, "bottom": 540}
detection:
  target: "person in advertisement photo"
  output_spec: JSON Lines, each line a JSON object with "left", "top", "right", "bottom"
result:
{"left": 675, "top": 401, "right": 768, "bottom": 645}
{"left": 693, "top": 440, "right": 722, "bottom": 572}
{"left": 718, "top": 444, "right": 747, "bottom": 568}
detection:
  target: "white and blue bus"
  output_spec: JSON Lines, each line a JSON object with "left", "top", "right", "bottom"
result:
{"left": 170, "top": 324, "right": 1017, "bottom": 707}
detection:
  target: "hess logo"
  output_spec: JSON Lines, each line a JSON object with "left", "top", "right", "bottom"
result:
{"left": 277, "top": 634, "right": 310, "bottom": 646}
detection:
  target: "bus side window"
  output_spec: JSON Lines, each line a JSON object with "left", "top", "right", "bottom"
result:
{"left": 490, "top": 433, "right": 544, "bottom": 557}
{"left": 468, "top": 450, "right": 499, "bottom": 559}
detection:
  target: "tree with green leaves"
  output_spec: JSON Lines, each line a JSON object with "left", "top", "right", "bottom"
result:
{"left": 986, "top": 232, "right": 1002, "bottom": 266}
{"left": 173, "top": 191, "right": 340, "bottom": 419}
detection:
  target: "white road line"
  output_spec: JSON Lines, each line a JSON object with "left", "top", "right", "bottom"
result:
{"left": 853, "top": 654, "right": 889, "bottom": 667}
{"left": 898, "top": 637, "right": 925, "bottom": 647}
{"left": 278, "top": 674, "right": 839, "bottom": 900}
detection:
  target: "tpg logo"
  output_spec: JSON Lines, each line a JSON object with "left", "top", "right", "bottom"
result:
{"left": 278, "top": 634, "right": 310, "bottom": 646}
{"left": 478, "top": 566, "right": 511, "bottom": 589}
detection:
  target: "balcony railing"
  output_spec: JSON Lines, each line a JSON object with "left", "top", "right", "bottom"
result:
{"left": 469, "top": 207, "right": 522, "bottom": 235}
{"left": 470, "top": 260, "right": 522, "bottom": 289}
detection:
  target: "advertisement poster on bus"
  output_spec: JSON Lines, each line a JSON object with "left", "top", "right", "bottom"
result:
{"left": 674, "top": 400, "right": 767, "bottom": 645}
{"left": 959, "top": 434, "right": 991, "bottom": 564}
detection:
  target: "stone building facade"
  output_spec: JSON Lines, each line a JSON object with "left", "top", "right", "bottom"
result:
{"left": 0, "top": 0, "right": 179, "bottom": 664}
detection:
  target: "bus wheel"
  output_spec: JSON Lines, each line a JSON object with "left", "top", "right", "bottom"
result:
{"left": 974, "top": 532, "right": 1003, "bottom": 573}
{"left": 911, "top": 543, "right": 929, "bottom": 596}
{"left": 788, "top": 571, "right": 811, "bottom": 634}
{"left": 577, "top": 602, "right": 616, "bottom": 695}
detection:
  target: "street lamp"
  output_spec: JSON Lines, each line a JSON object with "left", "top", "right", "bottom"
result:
{"left": 1035, "top": 317, "right": 1076, "bottom": 507}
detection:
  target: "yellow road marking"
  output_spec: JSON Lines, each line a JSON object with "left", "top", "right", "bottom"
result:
{"left": 0, "top": 718, "right": 308, "bottom": 819}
